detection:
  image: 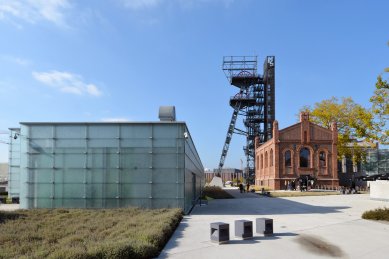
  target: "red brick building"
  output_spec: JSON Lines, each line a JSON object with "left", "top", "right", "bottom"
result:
{"left": 255, "top": 112, "right": 339, "bottom": 190}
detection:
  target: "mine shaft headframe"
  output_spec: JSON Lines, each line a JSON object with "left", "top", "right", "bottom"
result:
{"left": 218, "top": 55, "right": 275, "bottom": 183}
{"left": 222, "top": 56, "right": 260, "bottom": 88}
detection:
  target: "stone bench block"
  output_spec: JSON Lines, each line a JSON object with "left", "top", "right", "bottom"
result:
{"left": 234, "top": 220, "right": 253, "bottom": 239}
{"left": 256, "top": 218, "right": 273, "bottom": 236}
{"left": 210, "top": 222, "right": 230, "bottom": 243}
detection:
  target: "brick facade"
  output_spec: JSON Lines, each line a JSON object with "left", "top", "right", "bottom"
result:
{"left": 255, "top": 112, "right": 339, "bottom": 190}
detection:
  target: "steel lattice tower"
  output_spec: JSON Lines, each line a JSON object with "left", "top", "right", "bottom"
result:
{"left": 218, "top": 56, "right": 275, "bottom": 183}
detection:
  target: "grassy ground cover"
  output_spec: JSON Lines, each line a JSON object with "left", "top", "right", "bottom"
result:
{"left": 362, "top": 207, "right": 389, "bottom": 221}
{"left": 267, "top": 191, "right": 340, "bottom": 198}
{"left": 202, "top": 186, "right": 234, "bottom": 200}
{"left": 0, "top": 207, "right": 182, "bottom": 259}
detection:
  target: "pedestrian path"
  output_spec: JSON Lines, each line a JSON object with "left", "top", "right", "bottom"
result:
{"left": 160, "top": 194, "right": 389, "bottom": 258}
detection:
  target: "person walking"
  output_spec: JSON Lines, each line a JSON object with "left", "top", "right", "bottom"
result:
{"left": 246, "top": 182, "right": 250, "bottom": 193}
{"left": 239, "top": 183, "right": 244, "bottom": 193}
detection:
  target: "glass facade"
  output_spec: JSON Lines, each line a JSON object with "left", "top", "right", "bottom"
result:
{"left": 362, "top": 149, "right": 389, "bottom": 175}
{"left": 16, "top": 122, "right": 203, "bottom": 213}
{"left": 8, "top": 128, "right": 20, "bottom": 198}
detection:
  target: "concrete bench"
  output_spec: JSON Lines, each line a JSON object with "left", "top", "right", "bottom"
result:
{"left": 234, "top": 220, "right": 253, "bottom": 239}
{"left": 256, "top": 218, "right": 273, "bottom": 236}
{"left": 210, "top": 222, "right": 230, "bottom": 244}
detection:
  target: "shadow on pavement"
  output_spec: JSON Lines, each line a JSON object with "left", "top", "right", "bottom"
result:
{"left": 227, "top": 232, "right": 299, "bottom": 244}
{"left": 192, "top": 196, "right": 350, "bottom": 216}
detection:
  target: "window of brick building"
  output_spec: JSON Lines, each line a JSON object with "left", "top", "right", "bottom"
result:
{"left": 285, "top": 150, "right": 291, "bottom": 167}
{"left": 300, "top": 147, "right": 310, "bottom": 167}
{"left": 265, "top": 152, "right": 268, "bottom": 168}
{"left": 319, "top": 151, "right": 326, "bottom": 167}
{"left": 270, "top": 149, "right": 273, "bottom": 167}
{"left": 261, "top": 154, "right": 263, "bottom": 168}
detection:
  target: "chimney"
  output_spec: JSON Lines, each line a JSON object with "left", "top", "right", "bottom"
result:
{"left": 300, "top": 112, "right": 309, "bottom": 122}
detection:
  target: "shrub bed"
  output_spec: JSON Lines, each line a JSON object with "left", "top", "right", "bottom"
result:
{"left": 0, "top": 207, "right": 182, "bottom": 259}
{"left": 362, "top": 207, "right": 389, "bottom": 221}
{"left": 202, "top": 186, "right": 234, "bottom": 199}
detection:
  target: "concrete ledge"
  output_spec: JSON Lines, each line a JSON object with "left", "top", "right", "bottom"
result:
{"left": 370, "top": 180, "right": 389, "bottom": 200}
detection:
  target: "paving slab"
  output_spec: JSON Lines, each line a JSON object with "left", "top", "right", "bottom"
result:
{"left": 160, "top": 193, "right": 389, "bottom": 259}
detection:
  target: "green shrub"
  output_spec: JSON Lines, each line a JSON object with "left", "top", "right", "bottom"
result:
{"left": 0, "top": 207, "right": 182, "bottom": 259}
{"left": 202, "top": 186, "right": 234, "bottom": 199}
{"left": 362, "top": 207, "right": 389, "bottom": 221}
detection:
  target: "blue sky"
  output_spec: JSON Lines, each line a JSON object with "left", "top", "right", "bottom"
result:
{"left": 0, "top": 0, "right": 388, "bottom": 170}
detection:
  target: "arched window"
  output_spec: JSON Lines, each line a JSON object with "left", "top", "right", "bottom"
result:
{"left": 300, "top": 147, "right": 310, "bottom": 167}
{"left": 265, "top": 152, "right": 268, "bottom": 168}
{"left": 319, "top": 151, "right": 326, "bottom": 167}
{"left": 270, "top": 149, "right": 273, "bottom": 167}
{"left": 285, "top": 150, "right": 291, "bottom": 167}
{"left": 256, "top": 155, "right": 259, "bottom": 169}
{"left": 261, "top": 154, "right": 263, "bottom": 168}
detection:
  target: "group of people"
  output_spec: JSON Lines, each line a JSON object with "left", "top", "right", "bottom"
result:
{"left": 238, "top": 182, "right": 250, "bottom": 193}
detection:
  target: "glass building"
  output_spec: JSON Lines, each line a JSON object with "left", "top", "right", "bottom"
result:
{"left": 10, "top": 121, "right": 204, "bottom": 214}
{"left": 362, "top": 149, "right": 389, "bottom": 175}
{"left": 8, "top": 128, "right": 20, "bottom": 199}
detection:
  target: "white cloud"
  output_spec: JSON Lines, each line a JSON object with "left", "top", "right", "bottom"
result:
{"left": 2, "top": 55, "right": 31, "bottom": 66}
{"left": 32, "top": 70, "right": 103, "bottom": 97}
{"left": 120, "top": 0, "right": 234, "bottom": 10}
{"left": 0, "top": 0, "right": 71, "bottom": 27}
{"left": 101, "top": 117, "right": 130, "bottom": 122}
{"left": 121, "top": 0, "right": 161, "bottom": 9}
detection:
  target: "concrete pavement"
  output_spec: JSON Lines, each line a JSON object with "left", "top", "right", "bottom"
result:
{"left": 160, "top": 192, "right": 389, "bottom": 259}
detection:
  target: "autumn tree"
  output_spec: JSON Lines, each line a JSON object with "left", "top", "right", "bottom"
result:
{"left": 370, "top": 75, "right": 389, "bottom": 144}
{"left": 300, "top": 97, "right": 374, "bottom": 163}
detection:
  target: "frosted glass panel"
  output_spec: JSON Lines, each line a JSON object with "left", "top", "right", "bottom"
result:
{"left": 121, "top": 169, "right": 151, "bottom": 183}
{"left": 106, "top": 184, "right": 119, "bottom": 198}
{"left": 153, "top": 125, "right": 178, "bottom": 138}
{"left": 29, "top": 139, "right": 53, "bottom": 149}
{"left": 62, "top": 169, "right": 85, "bottom": 183}
{"left": 35, "top": 169, "right": 54, "bottom": 183}
{"left": 89, "top": 139, "right": 118, "bottom": 148}
{"left": 63, "top": 184, "right": 84, "bottom": 197}
{"left": 56, "top": 126, "right": 86, "bottom": 138}
{"left": 153, "top": 139, "right": 177, "bottom": 147}
{"left": 153, "top": 169, "right": 181, "bottom": 183}
{"left": 121, "top": 183, "right": 150, "bottom": 198}
{"left": 121, "top": 139, "right": 151, "bottom": 148}
{"left": 30, "top": 126, "right": 53, "bottom": 138}
{"left": 56, "top": 139, "right": 85, "bottom": 148}
{"left": 29, "top": 154, "right": 53, "bottom": 168}
{"left": 121, "top": 154, "right": 151, "bottom": 168}
{"left": 121, "top": 125, "right": 151, "bottom": 138}
{"left": 152, "top": 184, "right": 178, "bottom": 198}
{"left": 55, "top": 154, "right": 85, "bottom": 168}
{"left": 35, "top": 183, "right": 52, "bottom": 197}
{"left": 89, "top": 125, "right": 118, "bottom": 138}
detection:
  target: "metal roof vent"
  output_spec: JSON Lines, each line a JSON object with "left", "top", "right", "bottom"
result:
{"left": 159, "top": 106, "right": 176, "bottom": 121}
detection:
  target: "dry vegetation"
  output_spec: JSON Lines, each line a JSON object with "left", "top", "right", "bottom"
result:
{"left": 0, "top": 207, "right": 182, "bottom": 259}
{"left": 202, "top": 186, "right": 234, "bottom": 199}
{"left": 362, "top": 207, "right": 389, "bottom": 221}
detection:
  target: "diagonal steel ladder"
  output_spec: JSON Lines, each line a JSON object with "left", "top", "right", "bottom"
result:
{"left": 217, "top": 104, "right": 241, "bottom": 175}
